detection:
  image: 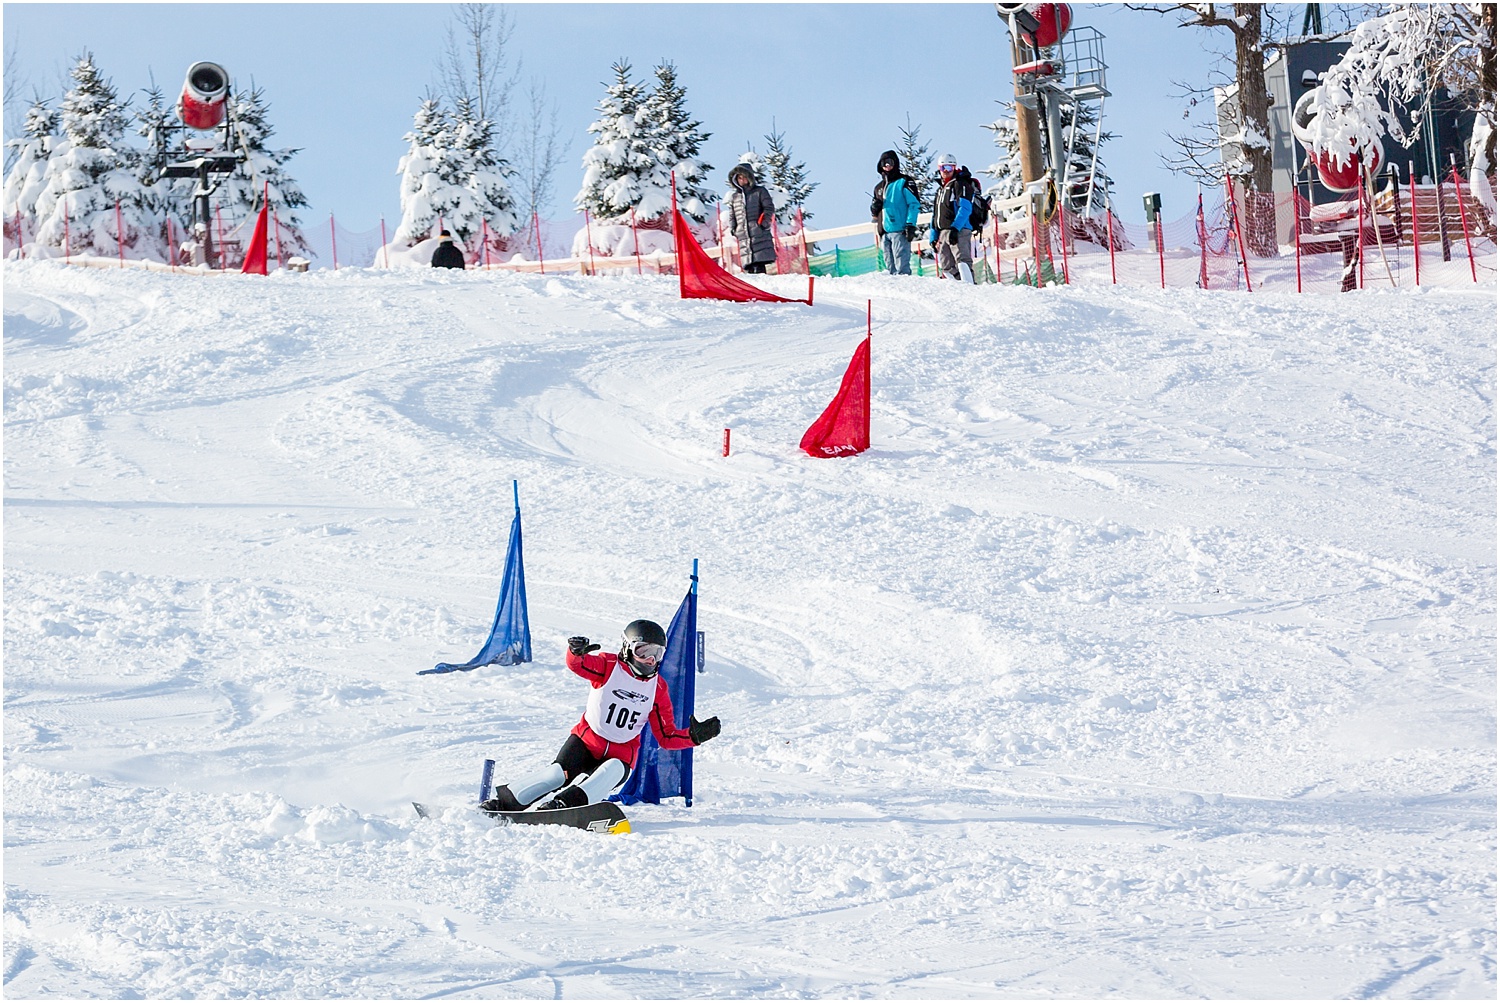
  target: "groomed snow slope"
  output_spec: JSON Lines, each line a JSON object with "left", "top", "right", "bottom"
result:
{"left": 4, "top": 261, "right": 1495, "bottom": 999}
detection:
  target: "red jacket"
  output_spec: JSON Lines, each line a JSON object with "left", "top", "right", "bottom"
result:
{"left": 566, "top": 649, "right": 695, "bottom": 767}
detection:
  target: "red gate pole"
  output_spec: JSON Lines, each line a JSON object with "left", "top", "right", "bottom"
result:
{"left": 584, "top": 209, "right": 597, "bottom": 275}
{"left": 329, "top": 213, "right": 338, "bottom": 270}
{"left": 1408, "top": 161, "right": 1422, "bottom": 287}
{"left": 115, "top": 200, "right": 125, "bottom": 267}
{"left": 631, "top": 208, "right": 642, "bottom": 275}
{"left": 1227, "top": 176, "right": 1252, "bottom": 291}
{"left": 379, "top": 216, "right": 389, "bottom": 269}
{"left": 1451, "top": 159, "right": 1478, "bottom": 283}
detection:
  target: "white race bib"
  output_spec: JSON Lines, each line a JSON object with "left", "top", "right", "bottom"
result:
{"left": 584, "top": 663, "right": 658, "bottom": 743}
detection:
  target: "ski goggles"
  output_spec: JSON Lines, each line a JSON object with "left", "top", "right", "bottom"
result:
{"left": 939, "top": 164, "right": 957, "bottom": 174}
{"left": 627, "top": 641, "right": 665, "bottom": 667}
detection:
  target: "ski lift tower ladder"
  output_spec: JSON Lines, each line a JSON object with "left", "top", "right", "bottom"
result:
{"left": 1033, "top": 24, "right": 1111, "bottom": 216}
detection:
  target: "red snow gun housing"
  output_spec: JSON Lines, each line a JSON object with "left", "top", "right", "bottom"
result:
{"left": 179, "top": 62, "right": 229, "bottom": 131}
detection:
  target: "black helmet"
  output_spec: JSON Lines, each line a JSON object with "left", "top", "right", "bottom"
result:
{"left": 619, "top": 619, "right": 666, "bottom": 679}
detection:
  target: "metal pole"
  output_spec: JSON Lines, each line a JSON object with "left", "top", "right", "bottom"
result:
{"left": 329, "top": 213, "right": 338, "bottom": 271}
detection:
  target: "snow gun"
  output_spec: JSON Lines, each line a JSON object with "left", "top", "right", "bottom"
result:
{"left": 178, "top": 62, "right": 230, "bottom": 132}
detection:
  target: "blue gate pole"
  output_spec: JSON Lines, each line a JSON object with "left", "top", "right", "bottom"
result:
{"left": 479, "top": 759, "right": 495, "bottom": 805}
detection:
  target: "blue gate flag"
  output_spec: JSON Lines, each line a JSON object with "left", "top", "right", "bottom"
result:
{"left": 614, "top": 563, "right": 698, "bottom": 806}
{"left": 421, "top": 483, "right": 532, "bottom": 675}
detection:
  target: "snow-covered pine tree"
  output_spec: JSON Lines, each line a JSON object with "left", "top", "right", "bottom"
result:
{"left": 634, "top": 61, "right": 713, "bottom": 221}
{"left": 3, "top": 99, "right": 58, "bottom": 234}
{"left": 575, "top": 60, "right": 651, "bottom": 222}
{"left": 220, "top": 84, "right": 312, "bottom": 257}
{"left": 897, "top": 115, "right": 935, "bottom": 211}
{"left": 393, "top": 96, "right": 460, "bottom": 245}
{"left": 133, "top": 82, "right": 192, "bottom": 248}
{"left": 33, "top": 53, "right": 163, "bottom": 259}
{"left": 444, "top": 95, "right": 519, "bottom": 245}
{"left": 762, "top": 124, "right": 816, "bottom": 225}
{"left": 985, "top": 100, "right": 1114, "bottom": 214}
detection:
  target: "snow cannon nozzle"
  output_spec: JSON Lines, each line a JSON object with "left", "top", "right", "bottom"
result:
{"left": 179, "top": 61, "right": 229, "bottom": 131}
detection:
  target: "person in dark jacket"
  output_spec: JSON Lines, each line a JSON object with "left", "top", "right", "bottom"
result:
{"left": 430, "top": 230, "right": 465, "bottom": 269}
{"left": 871, "top": 149, "right": 921, "bottom": 275}
{"left": 726, "top": 163, "right": 777, "bottom": 274}
{"left": 928, "top": 155, "right": 981, "bottom": 283}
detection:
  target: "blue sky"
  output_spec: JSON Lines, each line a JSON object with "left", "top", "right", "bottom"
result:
{"left": 4, "top": 3, "right": 1236, "bottom": 232}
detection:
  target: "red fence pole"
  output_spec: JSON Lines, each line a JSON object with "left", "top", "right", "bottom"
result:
{"left": 64, "top": 200, "right": 70, "bottom": 264}
{"left": 1408, "top": 161, "right": 1422, "bottom": 287}
{"left": 216, "top": 204, "right": 227, "bottom": 271}
{"left": 533, "top": 212, "right": 545, "bottom": 274}
{"left": 1196, "top": 193, "right": 1209, "bottom": 289}
{"left": 1451, "top": 160, "right": 1478, "bottom": 283}
{"left": 1294, "top": 192, "right": 1303, "bottom": 294}
{"left": 631, "top": 208, "right": 642, "bottom": 275}
{"left": 721, "top": 428, "right": 731, "bottom": 457}
{"left": 1155, "top": 216, "right": 1165, "bottom": 290}
{"left": 166, "top": 216, "right": 176, "bottom": 270}
{"left": 584, "top": 209, "right": 597, "bottom": 275}
{"left": 1106, "top": 206, "right": 1117, "bottom": 284}
{"left": 1356, "top": 182, "right": 1366, "bottom": 290}
{"left": 481, "top": 218, "right": 491, "bottom": 270}
{"left": 1057, "top": 207, "right": 1070, "bottom": 284}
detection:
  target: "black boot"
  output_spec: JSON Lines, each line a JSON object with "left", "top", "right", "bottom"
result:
{"left": 479, "top": 785, "right": 526, "bottom": 813}
{"left": 533, "top": 785, "right": 588, "bottom": 812}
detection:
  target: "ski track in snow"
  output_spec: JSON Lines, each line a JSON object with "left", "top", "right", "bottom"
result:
{"left": 4, "top": 260, "right": 1495, "bottom": 999}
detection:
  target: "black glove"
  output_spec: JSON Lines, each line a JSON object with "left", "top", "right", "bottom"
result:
{"left": 688, "top": 715, "right": 721, "bottom": 745}
{"left": 902, "top": 225, "right": 917, "bottom": 242}
{"left": 567, "top": 636, "right": 600, "bottom": 656}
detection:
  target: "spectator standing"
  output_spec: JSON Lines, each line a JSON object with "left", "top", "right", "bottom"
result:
{"left": 726, "top": 163, "right": 777, "bottom": 274}
{"left": 928, "top": 154, "right": 983, "bottom": 283}
{"left": 871, "top": 149, "right": 920, "bottom": 275}
{"left": 430, "top": 229, "right": 465, "bottom": 269}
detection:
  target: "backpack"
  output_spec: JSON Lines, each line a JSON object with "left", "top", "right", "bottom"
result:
{"left": 968, "top": 185, "right": 991, "bottom": 229}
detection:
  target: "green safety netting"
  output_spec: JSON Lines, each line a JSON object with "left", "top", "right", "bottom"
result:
{"left": 809, "top": 243, "right": 930, "bottom": 277}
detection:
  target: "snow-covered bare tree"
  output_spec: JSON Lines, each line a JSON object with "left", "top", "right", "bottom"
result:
{"left": 575, "top": 60, "right": 651, "bottom": 221}
{"left": 33, "top": 53, "right": 163, "bottom": 259}
{"left": 761, "top": 123, "right": 815, "bottom": 225}
{"left": 512, "top": 76, "right": 568, "bottom": 223}
{"left": 439, "top": 2, "right": 519, "bottom": 151}
{"left": 634, "top": 61, "right": 713, "bottom": 221}
{"left": 1309, "top": 3, "right": 1495, "bottom": 193}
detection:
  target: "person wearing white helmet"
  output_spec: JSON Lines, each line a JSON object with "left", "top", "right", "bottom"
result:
{"left": 927, "top": 153, "right": 984, "bottom": 283}
{"left": 480, "top": 619, "right": 722, "bottom": 813}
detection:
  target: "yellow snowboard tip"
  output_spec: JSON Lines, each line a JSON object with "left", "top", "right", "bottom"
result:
{"left": 609, "top": 819, "right": 631, "bottom": 835}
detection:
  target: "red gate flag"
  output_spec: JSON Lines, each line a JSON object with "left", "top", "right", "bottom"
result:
{"left": 800, "top": 335, "right": 871, "bottom": 457}
{"left": 240, "top": 201, "right": 270, "bottom": 275}
{"left": 673, "top": 207, "right": 812, "bottom": 304}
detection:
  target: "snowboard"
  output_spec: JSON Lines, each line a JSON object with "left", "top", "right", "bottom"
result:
{"left": 412, "top": 800, "right": 631, "bottom": 835}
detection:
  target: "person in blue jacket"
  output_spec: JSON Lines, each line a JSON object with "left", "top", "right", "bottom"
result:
{"left": 871, "top": 149, "right": 920, "bottom": 275}
{"left": 928, "top": 155, "right": 983, "bottom": 283}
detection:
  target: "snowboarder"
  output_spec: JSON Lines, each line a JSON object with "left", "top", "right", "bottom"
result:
{"left": 481, "top": 619, "right": 722, "bottom": 812}
{"left": 928, "top": 154, "right": 982, "bottom": 283}
{"left": 725, "top": 163, "right": 777, "bottom": 274}
{"left": 871, "top": 149, "right": 920, "bottom": 275}
{"left": 430, "top": 229, "right": 465, "bottom": 269}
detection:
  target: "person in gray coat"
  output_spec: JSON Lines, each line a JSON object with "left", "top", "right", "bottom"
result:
{"left": 725, "top": 163, "right": 777, "bottom": 274}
